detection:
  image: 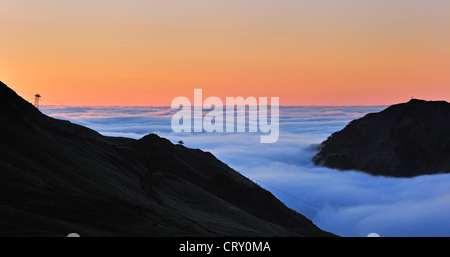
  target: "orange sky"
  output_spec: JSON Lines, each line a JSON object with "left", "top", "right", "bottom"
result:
{"left": 1, "top": 0, "right": 449, "bottom": 106}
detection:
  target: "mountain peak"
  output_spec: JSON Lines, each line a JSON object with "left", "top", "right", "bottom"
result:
{"left": 405, "top": 98, "right": 449, "bottom": 106}
{"left": 0, "top": 80, "right": 20, "bottom": 100}
{"left": 0, "top": 81, "right": 43, "bottom": 119}
{"left": 408, "top": 98, "right": 427, "bottom": 103}
{"left": 0, "top": 81, "right": 331, "bottom": 236}
{"left": 313, "top": 99, "right": 450, "bottom": 177}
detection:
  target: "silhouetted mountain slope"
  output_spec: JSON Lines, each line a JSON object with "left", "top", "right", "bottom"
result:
{"left": 0, "top": 81, "right": 331, "bottom": 236}
{"left": 313, "top": 99, "right": 450, "bottom": 177}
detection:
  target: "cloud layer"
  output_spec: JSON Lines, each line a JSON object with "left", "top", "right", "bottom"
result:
{"left": 41, "top": 105, "right": 450, "bottom": 237}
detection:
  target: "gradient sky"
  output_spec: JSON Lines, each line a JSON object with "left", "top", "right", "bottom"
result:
{"left": 1, "top": 0, "right": 450, "bottom": 106}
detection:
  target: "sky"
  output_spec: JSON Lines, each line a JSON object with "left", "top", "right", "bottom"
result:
{"left": 1, "top": 0, "right": 450, "bottom": 106}
{"left": 41, "top": 105, "right": 450, "bottom": 236}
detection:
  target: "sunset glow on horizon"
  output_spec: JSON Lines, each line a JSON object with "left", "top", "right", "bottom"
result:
{"left": 1, "top": 0, "right": 449, "bottom": 106}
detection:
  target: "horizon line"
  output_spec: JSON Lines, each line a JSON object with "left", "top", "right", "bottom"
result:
{"left": 38, "top": 103, "right": 392, "bottom": 108}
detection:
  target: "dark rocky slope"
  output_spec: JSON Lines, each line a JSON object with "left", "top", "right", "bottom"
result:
{"left": 0, "top": 81, "right": 331, "bottom": 236}
{"left": 313, "top": 99, "right": 450, "bottom": 177}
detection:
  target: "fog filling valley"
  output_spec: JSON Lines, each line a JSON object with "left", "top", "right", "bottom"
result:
{"left": 42, "top": 105, "right": 450, "bottom": 237}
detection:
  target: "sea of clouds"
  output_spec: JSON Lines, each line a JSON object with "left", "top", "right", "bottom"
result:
{"left": 41, "top": 105, "right": 450, "bottom": 237}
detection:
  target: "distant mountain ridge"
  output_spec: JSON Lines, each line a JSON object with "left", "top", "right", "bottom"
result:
{"left": 313, "top": 99, "right": 450, "bottom": 177}
{"left": 0, "top": 81, "right": 331, "bottom": 236}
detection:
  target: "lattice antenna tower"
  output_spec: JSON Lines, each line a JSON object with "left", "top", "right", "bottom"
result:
{"left": 34, "top": 94, "right": 41, "bottom": 109}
